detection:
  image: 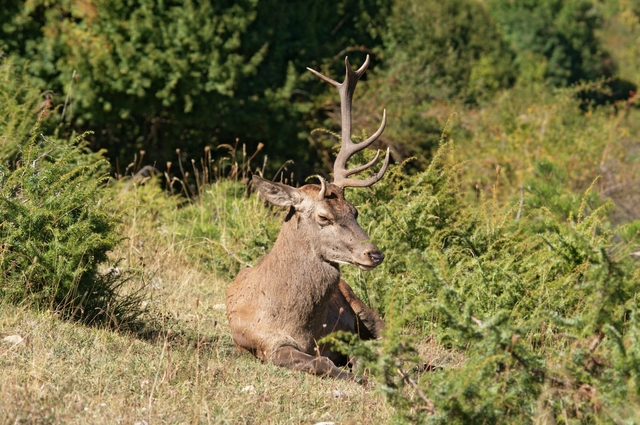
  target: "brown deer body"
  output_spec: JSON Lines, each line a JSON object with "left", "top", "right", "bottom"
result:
{"left": 226, "top": 56, "right": 388, "bottom": 381}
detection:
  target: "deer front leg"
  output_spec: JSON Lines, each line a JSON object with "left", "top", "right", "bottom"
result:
{"left": 270, "top": 345, "right": 357, "bottom": 381}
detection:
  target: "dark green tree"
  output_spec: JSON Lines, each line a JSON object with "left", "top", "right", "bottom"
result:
{"left": 0, "top": 0, "right": 390, "bottom": 178}
{"left": 488, "top": 0, "right": 612, "bottom": 87}
{"left": 380, "top": 0, "right": 516, "bottom": 102}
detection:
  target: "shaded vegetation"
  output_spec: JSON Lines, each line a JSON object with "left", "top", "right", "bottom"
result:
{"left": 0, "top": 0, "right": 390, "bottom": 176}
{"left": 1, "top": 0, "right": 637, "bottom": 178}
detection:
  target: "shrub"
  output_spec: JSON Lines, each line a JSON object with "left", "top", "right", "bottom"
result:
{"left": 487, "top": 0, "right": 611, "bottom": 87}
{"left": 0, "top": 130, "right": 137, "bottom": 324}
{"left": 599, "top": 0, "right": 640, "bottom": 90}
{"left": 0, "top": 57, "right": 137, "bottom": 324}
{"left": 379, "top": 0, "right": 516, "bottom": 102}
{"left": 336, "top": 143, "right": 640, "bottom": 424}
{"left": 446, "top": 83, "right": 640, "bottom": 224}
{"left": 0, "top": 56, "right": 55, "bottom": 159}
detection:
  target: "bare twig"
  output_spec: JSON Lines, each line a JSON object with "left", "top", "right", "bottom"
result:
{"left": 601, "top": 179, "right": 639, "bottom": 196}
{"left": 149, "top": 331, "right": 169, "bottom": 421}
{"left": 397, "top": 368, "right": 435, "bottom": 414}
{"left": 61, "top": 70, "right": 76, "bottom": 123}
{"left": 191, "top": 159, "right": 202, "bottom": 196}
{"left": 202, "top": 237, "right": 252, "bottom": 268}
{"left": 333, "top": 46, "right": 376, "bottom": 61}
{"left": 331, "top": 14, "right": 349, "bottom": 35}
{"left": 31, "top": 141, "right": 55, "bottom": 168}
{"left": 470, "top": 316, "right": 483, "bottom": 327}
{"left": 516, "top": 185, "right": 525, "bottom": 220}
{"left": 589, "top": 332, "right": 604, "bottom": 353}
{"left": 272, "top": 160, "right": 294, "bottom": 183}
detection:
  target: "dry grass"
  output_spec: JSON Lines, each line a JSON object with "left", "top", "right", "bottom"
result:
{"left": 0, "top": 302, "right": 394, "bottom": 424}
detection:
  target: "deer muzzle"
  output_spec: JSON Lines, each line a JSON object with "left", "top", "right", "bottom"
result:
{"left": 354, "top": 245, "right": 385, "bottom": 270}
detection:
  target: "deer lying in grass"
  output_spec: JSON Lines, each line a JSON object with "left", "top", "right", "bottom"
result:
{"left": 226, "top": 55, "right": 388, "bottom": 381}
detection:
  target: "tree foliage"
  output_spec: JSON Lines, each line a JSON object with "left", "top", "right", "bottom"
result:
{"left": 380, "top": 0, "right": 516, "bottom": 102}
{"left": 0, "top": 0, "right": 390, "bottom": 175}
{"left": 488, "top": 0, "right": 611, "bottom": 87}
{"left": 312, "top": 0, "right": 517, "bottom": 168}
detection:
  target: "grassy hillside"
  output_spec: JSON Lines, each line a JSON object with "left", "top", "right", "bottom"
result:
{"left": 5, "top": 137, "right": 638, "bottom": 423}
{"left": 2, "top": 1, "right": 640, "bottom": 423}
{"left": 0, "top": 183, "right": 396, "bottom": 423}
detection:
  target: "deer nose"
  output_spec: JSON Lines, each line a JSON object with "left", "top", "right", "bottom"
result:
{"left": 368, "top": 251, "right": 385, "bottom": 265}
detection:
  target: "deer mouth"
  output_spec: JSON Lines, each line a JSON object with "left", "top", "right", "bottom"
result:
{"left": 355, "top": 262, "right": 378, "bottom": 271}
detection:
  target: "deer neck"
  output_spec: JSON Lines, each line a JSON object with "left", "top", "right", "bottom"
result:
{"left": 264, "top": 210, "right": 340, "bottom": 297}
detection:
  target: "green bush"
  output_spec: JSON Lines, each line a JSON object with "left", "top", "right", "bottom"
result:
{"left": 379, "top": 0, "right": 516, "bottom": 102}
{"left": 0, "top": 57, "right": 137, "bottom": 324}
{"left": 599, "top": 0, "right": 640, "bottom": 90}
{"left": 0, "top": 56, "right": 54, "bottom": 159}
{"left": 0, "top": 132, "right": 134, "bottom": 323}
{"left": 336, "top": 143, "right": 640, "bottom": 423}
{"left": 0, "top": 100, "right": 133, "bottom": 326}
{"left": 488, "top": 0, "right": 611, "bottom": 87}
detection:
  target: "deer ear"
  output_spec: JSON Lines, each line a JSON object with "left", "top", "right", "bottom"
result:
{"left": 252, "top": 175, "right": 302, "bottom": 207}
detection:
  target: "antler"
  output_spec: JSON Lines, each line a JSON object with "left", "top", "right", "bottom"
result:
{"left": 307, "top": 55, "right": 390, "bottom": 189}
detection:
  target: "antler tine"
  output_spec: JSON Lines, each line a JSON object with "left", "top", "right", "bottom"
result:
{"left": 316, "top": 175, "right": 327, "bottom": 201}
{"left": 344, "top": 146, "right": 382, "bottom": 177}
{"left": 307, "top": 54, "right": 389, "bottom": 190}
{"left": 306, "top": 67, "right": 340, "bottom": 87}
{"left": 337, "top": 148, "right": 390, "bottom": 188}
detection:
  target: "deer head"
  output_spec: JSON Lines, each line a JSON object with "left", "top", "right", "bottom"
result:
{"left": 252, "top": 54, "right": 389, "bottom": 270}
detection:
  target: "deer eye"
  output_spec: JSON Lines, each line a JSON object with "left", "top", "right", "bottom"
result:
{"left": 316, "top": 214, "right": 332, "bottom": 225}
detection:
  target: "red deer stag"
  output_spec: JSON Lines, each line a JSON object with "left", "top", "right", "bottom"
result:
{"left": 226, "top": 55, "right": 389, "bottom": 381}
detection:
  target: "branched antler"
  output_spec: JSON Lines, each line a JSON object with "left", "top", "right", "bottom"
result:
{"left": 307, "top": 55, "right": 390, "bottom": 189}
